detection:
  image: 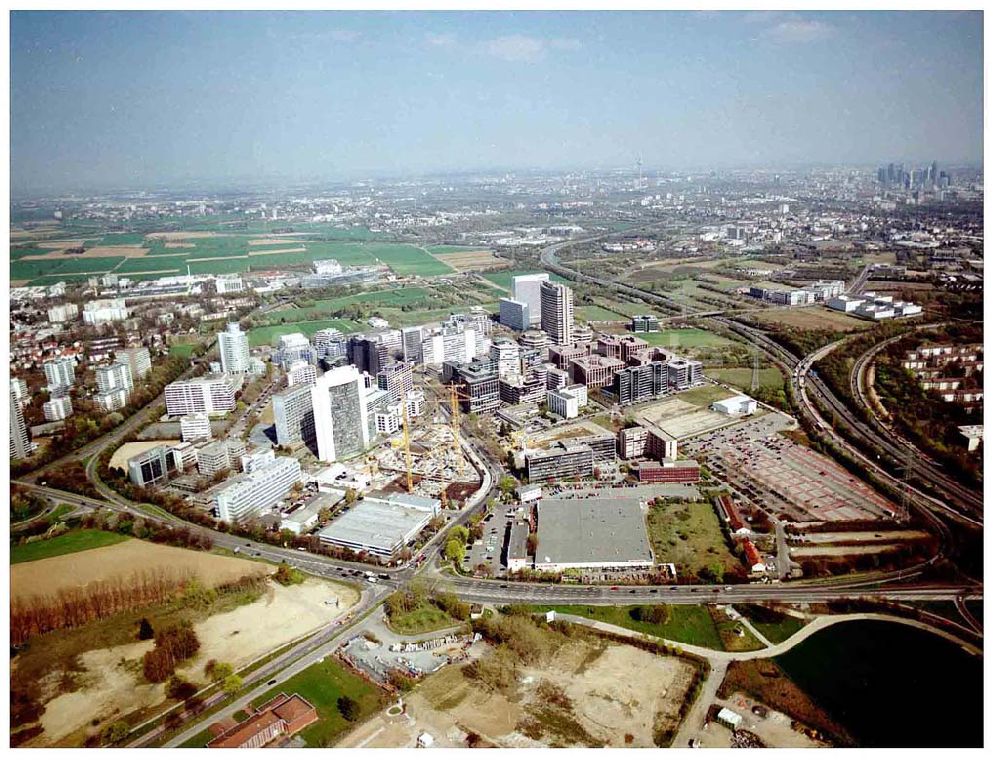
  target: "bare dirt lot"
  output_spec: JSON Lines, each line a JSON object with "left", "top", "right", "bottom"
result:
{"left": 341, "top": 639, "right": 697, "bottom": 748}
{"left": 431, "top": 249, "right": 510, "bottom": 271}
{"left": 108, "top": 440, "right": 180, "bottom": 471}
{"left": 147, "top": 231, "right": 222, "bottom": 241}
{"left": 11, "top": 539, "right": 269, "bottom": 601}
{"left": 636, "top": 397, "right": 736, "bottom": 440}
{"left": 33, "top": 579, "right": 357, "bottom": 746}
{"left": 21, "top": 245, "right": 149, "bottom": 260}
{"left": 248, "top": 238, "right": 308, "bottom": 246}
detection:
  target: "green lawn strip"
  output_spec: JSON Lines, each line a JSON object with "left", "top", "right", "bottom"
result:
{"left": 704, "top": 366, "right": 785, "bottom": 389}
{"left": 10, "top": 529, "right": 127, "bottom": 564}
{"left": 636, "top": 328, "right": 735, "bottom": 348}
{"left": 674, "top": 382, "right": 737, "bottom": 406}
{"left": 177, "top": 728, "right": 216, "bottom": 748}
{"left": 530, "top": 604, "right": 725, "bottom": 651}
{"left": 733, "top": 604, "right": 808, "bottom": 644}
{"left": 481, "top": 269, "right": 571, "bottom": 290}
{"left": 249, "top": 657, "right": 390, "bottom": 747}
{"left": 386, "top": 602, "right": 461, "bottom": 635}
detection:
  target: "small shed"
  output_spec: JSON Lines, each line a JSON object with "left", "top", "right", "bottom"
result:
{"left": 416, "top": 732, "right": 435, "bottom": 748}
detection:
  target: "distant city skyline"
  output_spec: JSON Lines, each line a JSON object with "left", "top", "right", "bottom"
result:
{"left": 10, "top": 10, "right": 984, "bottom": 194}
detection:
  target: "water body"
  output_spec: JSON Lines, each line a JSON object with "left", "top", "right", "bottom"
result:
{"left": 775, "top": 619, "right": 983, "bottom": 747}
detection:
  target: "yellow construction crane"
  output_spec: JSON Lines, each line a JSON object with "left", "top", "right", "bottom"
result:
{"left": 395, "top": 382, "right": 472, "bottom": 494}
{"left": 401, "top": 397, "right": 414, "bottom": 493}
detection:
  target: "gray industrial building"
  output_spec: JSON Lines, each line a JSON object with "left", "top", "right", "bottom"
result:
{"left": 534, "top": 497, "right": 654, "bottom": 573}
{"left": 525, "top": 441, "right": 595, "bottom": 483}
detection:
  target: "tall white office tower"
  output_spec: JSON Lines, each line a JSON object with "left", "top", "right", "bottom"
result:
{"left": 540, "top": 281, "right": 574, "bottom": 346}
{"left": 218, "top": 322, "right": 251, "bottom": 374}
{"left": 10, "top": 381, "right": 31, "bottom": 459}
{"left": 511, "top": 273, "right": 550, "bottom": 326}
{"left": 311, "top": 366, "right": 370, "bottom": 462}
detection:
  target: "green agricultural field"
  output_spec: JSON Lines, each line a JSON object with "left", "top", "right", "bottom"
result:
{"left": 251, "top": 657, "right": 390, "bottom": 747}
{"left": 530, "top": 604, "right": 725, "bottom": 651}
{"left": 246, "top": 320, "right": 363, "bottom": 348}
{"left": 704, "top": 366, "right": 785, "bottom": 389}
{"left": 263, "top": 287, "right": 432, "bottom": 323}
{"left": 576, "top": 305, "right": 627, "bottom": 321}
{"left": 424, "top": 245, "right": 486, "bottom": 254}
{"left": 115, "top": 255, "right": 188, "bottom": 274}
{"left": 10, "top": 529, "right": 127, "bottom": 565}
{"left": 646, "top": 500, "right": 743, "bottom": 581}
{"left": 481, "top": 269, "right": 570, "bottom": 291}
{"left": 634, "top": 328, "right": 734, "bottom": 349}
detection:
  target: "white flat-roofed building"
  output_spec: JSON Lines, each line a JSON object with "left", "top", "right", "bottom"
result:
{"left": 83, "top": 298, "right": 128, "bottom": 325}
{"left": 43, "top": 396, "right": 73, "bottom": 421}
{"left": 312, "top": 365, "right": 369, "bottom": 462}
{"left": 489, "top": 337, "right": 522, "bottom": 378}
{"left": 316, "top": 493, "right": 440, "bottom": 559}
{"left": 547, "top": 389, "right": 579, "bottom": 420}
{"left": 511, "top": 273, "right": 550, "bottom": 325}
{"left": 197, "top": 439, "right": 246, "bottom": 476}
{"left": 275, "top": 333, "right": 316, "bottom": 368}
{"left": 96, "top": 361, "right": 133, "bottom": 394}
{"left": 96, "top": 388, "right": 130, "bottom": 412}
{"left": 711, "top": 395, "right": 758, "bottom": 416}
{"left": 499, "top": 298, "right": 531, "bottom": 331}
{"left": 165, "top": 374, "right": 238, "bottom": 416}
{"left": 117, "top": 346, "right": 152, "bottom": 380}
{"left": 214, "top": 274, "right": 244, "bottom": 294}
{"left": 563, "top": 383, "right": 588, "bottom": 406}
{"left": 211, "top": 453, "right": 303, "bottom": 525}
{"left": 273, "top": 383, "right": 316, "bottom": 447}
{"left": 43, "top": 358, "right": 76, "bottom": 390}
{"left": 47, "top": 303, "right": 79, "bottom": 323}
{"left": 286, "top": 359, "right": 318, "bottom": 388}
{"left": 218, "top": 322, "right": 251, "bottom": 374}
{"left": 180, "top": 412, "right": 212, "bottom": 442}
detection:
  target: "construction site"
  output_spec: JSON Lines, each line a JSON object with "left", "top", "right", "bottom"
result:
{"left": 368, "top": 387, "right": 481, "bottom": 505}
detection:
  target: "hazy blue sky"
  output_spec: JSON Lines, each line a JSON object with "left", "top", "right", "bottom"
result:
{"left": 10, "top": 10, "right": 983, "bottom": 193}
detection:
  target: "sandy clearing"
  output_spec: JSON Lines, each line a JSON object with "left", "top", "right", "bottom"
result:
{"left": 114, "top": 269, "right": 183, "bottom": 277}
{"left": 163, "top": 241, "right": 191, "bottom": 248}
{"left": 11, "top": 280, "right": 31, "bottom": 286}
{"left": 38, "top": 640, "right": 166, "bottom": 745}
{"left": 185, "top": 578, "right": 358, "bottom": 679}
{"left": 431, "top": 250, "right": 509, "bottom": 271}
{"left": 109, "top": 440, "right": 180, "bottom": 470}
{"left": 34, "top": 239, "right": 87, "bottom": 249}
{"left": 147, "top": 231, "right": 221, "bottom": 241}
{"left": 35, "top": 579, "right": 358, "bottom": 745}
{"left": 795, "top": 530, "right": 930, "bottom": 545}
{"left": 532, "top": 641, "right": 696, "bottom": 747}
{"left": 21, "top": 245, "right": 149, "bottom": 260}
{"left": 248, "top": 246, "right": 307, "bottom": 256}
{"left": 11, "top": 539, "right": 271, "bottom": 601}
{"left": 790, "top": 543, "right": 904, "bottom": 558}
{"left": 248, "top": 238, "right": 308, "bottom": 246}
{"left": 372, "top": 639, "right": 697, "bottom": 748}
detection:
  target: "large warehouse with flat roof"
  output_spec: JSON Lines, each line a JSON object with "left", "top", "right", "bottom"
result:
{"left": 534, "top": 497, "right": 654, "bottom": 573}
{"left": 316, "top": 493, "right": 439, "bottom": 559}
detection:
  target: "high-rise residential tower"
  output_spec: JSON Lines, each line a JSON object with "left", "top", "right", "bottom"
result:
{"left": 218, "top": 322, "right": 251, "bottom": 374}
{"left": 540, "top": 281, "right": 574, "bottom": 346}
{"left": 311, "top": 365, "right": 370, "bottom": 462}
